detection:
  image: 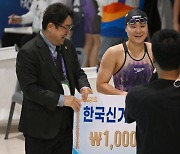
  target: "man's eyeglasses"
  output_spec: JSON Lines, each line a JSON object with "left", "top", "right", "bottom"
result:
{"left": 59, "top": 24, "right": 73, "bottom": 31}
{"left": 127, "top": 17, "right": 148, "bottom": 25}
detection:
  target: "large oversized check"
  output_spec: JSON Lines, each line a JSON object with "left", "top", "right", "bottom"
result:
{"left": 73, "top": 94, "right": 136, "bottom": 154}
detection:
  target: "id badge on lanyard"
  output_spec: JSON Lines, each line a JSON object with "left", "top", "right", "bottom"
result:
{"left": 61, "top": 79, "right": 71, "bottom": 95}
{"left": 60, "top": 55, "right": 71, "bottom": 95}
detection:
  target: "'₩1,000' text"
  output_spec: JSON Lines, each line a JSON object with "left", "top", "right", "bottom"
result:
{"left": 89, "top": 130, "right": 136, "bottom": 150}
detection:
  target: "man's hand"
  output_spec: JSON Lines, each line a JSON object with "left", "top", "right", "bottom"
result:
{"left": 80, "top": 87, "right": 93, "bottom": 102}
{"left": 64, "top": 96, "right": 81, "bottom": 112}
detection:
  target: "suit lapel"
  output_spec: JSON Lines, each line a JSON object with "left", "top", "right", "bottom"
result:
{"left": 35, "top": 34, "right": 63, "bottom": 85}
{"left": 61, "top": 44, "right": 71, "bottom": 79}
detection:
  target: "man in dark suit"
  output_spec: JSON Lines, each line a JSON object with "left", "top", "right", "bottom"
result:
{"left": 16, "top": 3, "right": 92, "bottom": 154}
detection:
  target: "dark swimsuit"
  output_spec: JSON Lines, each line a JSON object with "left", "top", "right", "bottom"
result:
{"left": 113, "top": 42, "right": 154, "bottom": 92}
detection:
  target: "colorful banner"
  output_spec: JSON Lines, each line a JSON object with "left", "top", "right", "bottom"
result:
{"left": 73, "top": 94, "right": 136, "bottom": 154}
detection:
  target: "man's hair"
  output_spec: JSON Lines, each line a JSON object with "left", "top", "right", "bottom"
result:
{"left": 151, "top": 29, "right": 180, "bottom": 70}
{"left": 42, "top": 2, "right": 73, "bottom": 30}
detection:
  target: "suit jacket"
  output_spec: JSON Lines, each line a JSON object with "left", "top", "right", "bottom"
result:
{"left": 16, "top": 33, "right": 90, "bottom": 139}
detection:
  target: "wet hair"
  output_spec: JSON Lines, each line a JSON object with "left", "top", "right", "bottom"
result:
{"left": 42, "top": 2, "right": 73, "bottom": 30}
{"left": 125, "top": 9, "right": 148, "bottom": 25}
{"left": 151, "top": 29, "right": 180, "bottom": 70}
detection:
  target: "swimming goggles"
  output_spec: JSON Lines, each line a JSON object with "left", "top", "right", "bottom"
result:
{"left": 127, "top": 17, "right": 148, "bottom": 25}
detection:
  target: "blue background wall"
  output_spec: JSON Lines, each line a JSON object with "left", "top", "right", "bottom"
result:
{"left": 0, "top": 0, "right": 84, "bottom": 48}
{"left": 0, "top": 0, "right": 30, "bottom": 39}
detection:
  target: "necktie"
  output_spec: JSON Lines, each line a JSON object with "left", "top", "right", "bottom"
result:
{"left": 55, "top": 46, "right": 67, "bottom": 80}
{"left": 55, "top": 46, "right": 61, "bottom": 55}
{"left": 55, "top": 46, "right": 63, "bottom": 72}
